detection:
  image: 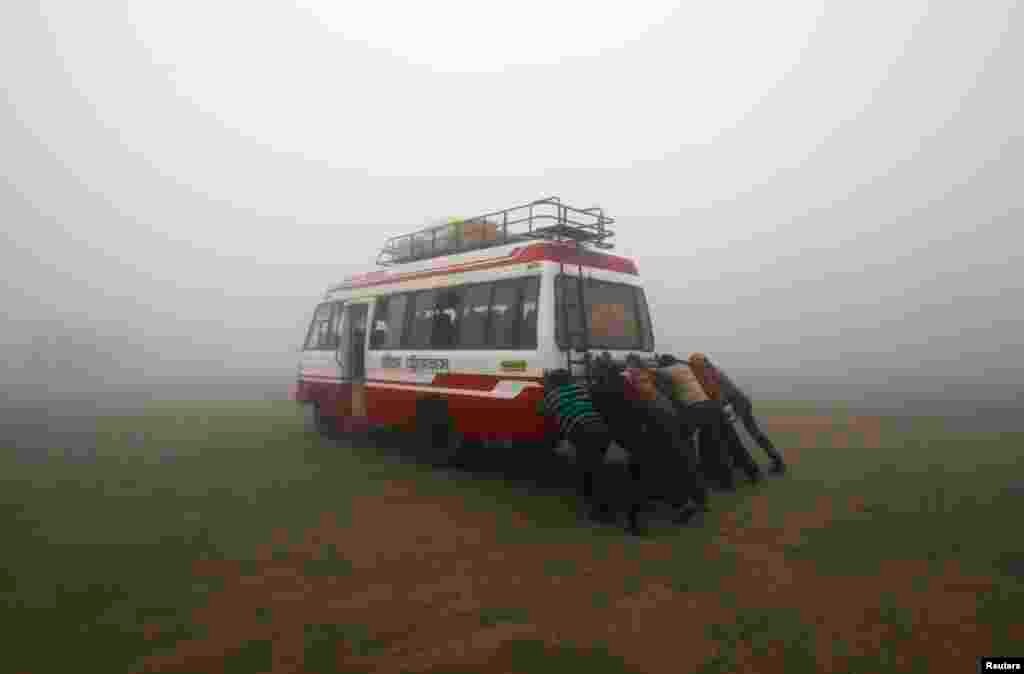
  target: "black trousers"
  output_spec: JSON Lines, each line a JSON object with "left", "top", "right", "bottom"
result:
{"left": 676, "top": 400, "right": 759, "bottom": 482}
{"left": 590, "top": 385, "right": 708, "bottom": 510}
{"left": 630, "top": 401, "right": 709, "bottom": 508}
{"left": 568, "top": 422, "right": 644, "bottom": 524}
{"left": 673, "top": 400, "right": 730, "bottom": 482}
{"left": 722, "top": 420, "right": 761, "bottom": 476}
{"left": 730, "top": 396, "right": 783, "bottom": 463}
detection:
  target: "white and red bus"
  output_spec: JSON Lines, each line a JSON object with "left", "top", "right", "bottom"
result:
{"left": 292, "top": 197, "right": 656, "bottom": 462}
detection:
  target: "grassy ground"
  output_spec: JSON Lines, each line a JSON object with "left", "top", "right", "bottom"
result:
{"left": 1, "top": 400, "right": 1022, "bottom": 673}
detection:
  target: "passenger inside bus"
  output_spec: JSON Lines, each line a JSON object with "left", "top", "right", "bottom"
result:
{"left": 431, "top": 290, "right": 461, "bottom": 349}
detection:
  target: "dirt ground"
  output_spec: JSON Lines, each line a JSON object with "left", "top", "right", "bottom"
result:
{"left": 135, "top": 415, "right": 1010, "bottom": 674}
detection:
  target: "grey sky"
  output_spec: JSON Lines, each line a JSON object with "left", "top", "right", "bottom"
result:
{"left": 2, "top": 0, "right": 1021, "bottom": 406}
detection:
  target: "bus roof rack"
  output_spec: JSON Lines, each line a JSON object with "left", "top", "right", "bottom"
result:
{"left": 376, "top": 196, "right": 615, "bottom": 266}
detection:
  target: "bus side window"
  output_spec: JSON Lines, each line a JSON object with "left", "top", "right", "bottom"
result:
{"left": 407, "top": 289, "right": 437, "bottom": 349}
{"left": 458, "top": 282, "right": 493, "bottom": 349}
{"left": 369, "top": 297, "right": 388, "bottom": 350}
{"left": 327, "top": 301, "right": 345, "bottom": 349}
{"left": 489, "top": 281, "right": 522, "bottom": 349}
{"left": 520, "top": 277, "right": 540, "bottom": 349}
{"left": 370, "top": 294, "right": 409, "bottom": 350}
{"left": 431, "top": 288, "right": 462, "bottom": 349}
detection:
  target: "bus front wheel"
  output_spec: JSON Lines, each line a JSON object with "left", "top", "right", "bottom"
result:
{"left": 304, "top": 403, "right": 331, "bottom": 438}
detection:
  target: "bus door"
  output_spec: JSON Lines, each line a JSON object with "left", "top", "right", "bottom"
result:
{"left": 335, "top": 301, "right": 371, "bottom": 420}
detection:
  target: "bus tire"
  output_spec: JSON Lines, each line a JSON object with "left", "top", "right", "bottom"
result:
{"left": 304, "top": 403, "right": 331, "bottom": 438}
{"left": 414, "top": 397, "right": 460, "bottom": 467}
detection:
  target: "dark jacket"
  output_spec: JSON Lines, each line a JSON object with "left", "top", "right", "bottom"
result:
{"left": 591, "top": 376, "right": 647, "bottom": 445}
{"left": 713, "top": 365, "right": 747, "bottom": 405}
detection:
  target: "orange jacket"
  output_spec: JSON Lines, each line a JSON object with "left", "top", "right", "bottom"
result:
{"left": 688, "top": 353, "right": 722, "bottom": 401}
{"left": 658, "top": 363, "right": 709, "bottom": 403}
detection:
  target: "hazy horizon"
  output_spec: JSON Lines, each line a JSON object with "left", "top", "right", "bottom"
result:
{"left": 3, "top": 0, "right": 1022, "bottom": 414}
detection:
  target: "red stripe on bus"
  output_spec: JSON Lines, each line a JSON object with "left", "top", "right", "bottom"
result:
{"left": 363, "top": 374, "right": 541, "bottom": 391}
{"left": 331, "top": 252, "right": 517, "bottom": 291}
{"left": 294, "top": 379, "right": 551, "bottom": 441}
{"left": 515, "top": 243, "right": 638, "bottom": 275}
{"left": 432, "top": 373, "right": 542, "bottom": 389}
{"left": 331, "top": 243, "right": 638, "bottom": 291}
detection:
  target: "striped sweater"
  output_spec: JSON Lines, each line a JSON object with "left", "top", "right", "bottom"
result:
{"left": 542, "top": 383, "right": 606, "bottom": 438}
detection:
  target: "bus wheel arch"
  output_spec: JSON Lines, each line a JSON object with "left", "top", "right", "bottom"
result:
{"left": 413, "top": 395, "right": 464, "bottom": 467}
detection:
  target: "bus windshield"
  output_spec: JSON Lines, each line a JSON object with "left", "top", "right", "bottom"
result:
{"left": 555, "top": 274, "right": 655, "bottom": 352}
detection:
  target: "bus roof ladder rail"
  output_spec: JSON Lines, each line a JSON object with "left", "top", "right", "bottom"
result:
{"left": 376, "top": 196, "right": 616, "bottom": 266}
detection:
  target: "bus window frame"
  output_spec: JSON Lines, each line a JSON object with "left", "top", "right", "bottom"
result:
{"left": 367, "top": 275, "right": 542, "bottom": 352}
{"left": 555, "top": 274, "right": 653, "bottom": 352}
{"left": 303, "top": 300, "right": 345, "bottom": 351}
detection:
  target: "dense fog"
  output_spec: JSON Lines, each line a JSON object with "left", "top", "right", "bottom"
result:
{"left": 3, "top": 0, "right": 1021, "bottom": 417}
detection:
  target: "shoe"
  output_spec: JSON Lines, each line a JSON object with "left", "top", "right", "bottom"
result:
{"left": 625, "top": 513, "right": 647, "bottom": 536}
{"left": 673, "top": 505, "right": 701, "bottom": 525}
{"left": 771, "top": 459, "right": 787, "bottom": 474}
{"left": 746, "top": 467, "right": 764, "bottom": 483}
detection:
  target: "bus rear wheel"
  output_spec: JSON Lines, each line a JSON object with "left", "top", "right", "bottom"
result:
{"left": 414, "top": 397, "right": 462, "bottom": 467}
